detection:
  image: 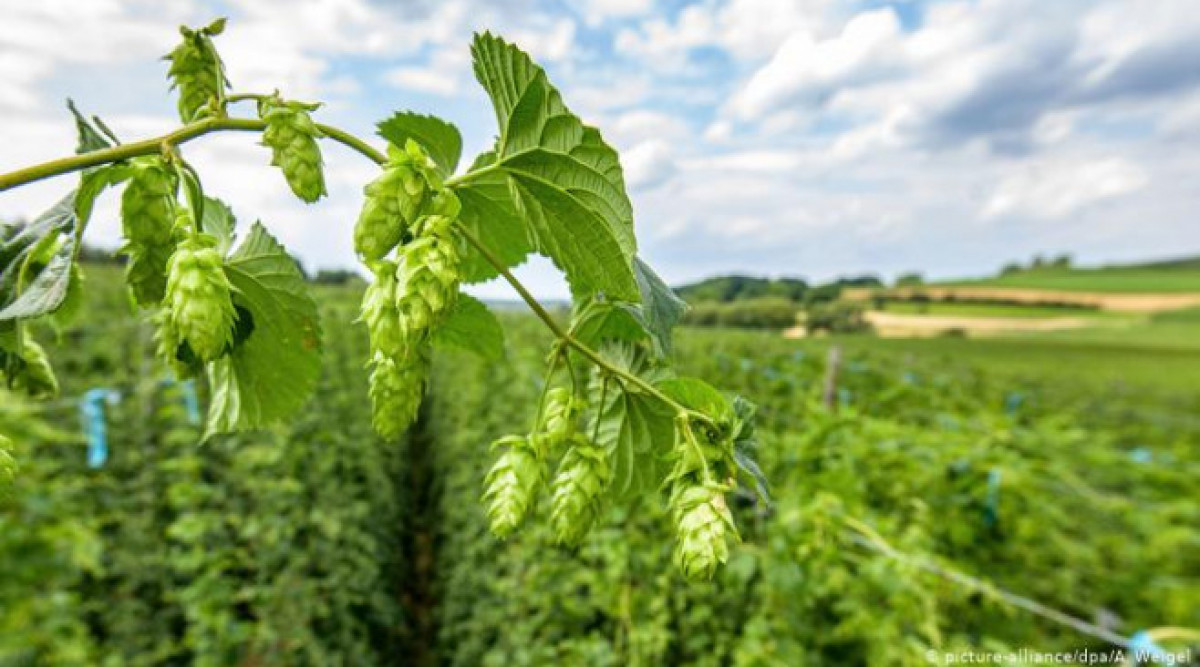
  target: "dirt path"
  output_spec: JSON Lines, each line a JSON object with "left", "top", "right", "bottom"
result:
{"left": 842, "top": 287, "right": 1200, "bottom": 313}
{"left": 863, "top": 312, "right": 1095, "bottom": 338}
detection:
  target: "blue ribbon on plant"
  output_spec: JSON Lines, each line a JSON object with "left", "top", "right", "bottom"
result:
{"left": 159, "top": 376, "right": 202, "bottom": 426}
{"left": 983, "top": 468, "right": 1002, "bottom": 528}
{"left": 80, "top": 388, "right": 120, "bottom": 468}
{"left": 1129, "top": 631, "right": 1169, "bottom": 660}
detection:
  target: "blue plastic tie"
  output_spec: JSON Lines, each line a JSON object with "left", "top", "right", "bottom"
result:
{"left": 1129, "top": 631, "right": 1169, "bottom": 661}
{"left": 1004, "top": 391, "right": 1024, "bottom": 416}
{"left": 80, "top": 389, "right": 120, "bottom": 469}
{"left": 1128, "top": 447, "right": 1153, "bottom": 464}
{"left": 983, "top": 468, "right": 1002, "bottom": 528}
{"left": 180, "top": 379, "right": 201, "bottom": 425}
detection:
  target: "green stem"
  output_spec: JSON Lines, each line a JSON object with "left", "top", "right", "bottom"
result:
{"left": 454, "top": 223, "right": 707, "bottom": 425}
{"left": 0, "top": 116, "right": 386, "bottom": 191}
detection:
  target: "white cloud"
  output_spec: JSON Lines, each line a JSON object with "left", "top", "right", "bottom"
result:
{"left": 623, "top": 139, "right": 676, "bottom": 190}
{"left": 982, "top": 157, "right": 1149, "bottom": 220}
{"left": 579, "top": 0, "right": 654, "bottom": 26}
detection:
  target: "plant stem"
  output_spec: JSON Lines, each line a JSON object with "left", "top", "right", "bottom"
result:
{"left": 0, "top": 117, "right": 386, "bottom": 192}
{"left": 453, "top": 222, "right": 706, "bottom": 424}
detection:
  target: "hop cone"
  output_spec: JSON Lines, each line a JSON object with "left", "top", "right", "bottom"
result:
{"left": 121, "top": 158, "right": 177, "bottom": 246}
{"left": 395, "top": 216, "right": 461, "bottom": 340}
{"left": 482, "top": 435, "right": 544, "bottom": 538}
{"left": 368, "top": 349, "right": 427, "bottom": 440}
{"left": 669, "top": 481, "right": 736, "bottom": 581}
{"left": 539, "top": 387, "right": 585, "bottom": 449}
{"left": 550, "top": 435, "right": 611, "bottom": 546}
{"left": 260, "top": 99, "right": 326, "bottom": 202}
{"left": 166, "top": 20, "right": 226, "bottom": 122}
{"left": 9, "top": 339, "right": 58, "bottom": 398}
{"left": 360, "top": 260, "right": 405, "bottom": 360}
{"left": 164, "top": 235, "right": 236, "bottom": 362}
{"left": 353, "top": 141, "right": 440, "bottom": 260}
{"left": 153, "top": 310, "right": 201, "bottom": 379}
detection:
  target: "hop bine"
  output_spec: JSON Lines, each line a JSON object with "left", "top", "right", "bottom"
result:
{"left": 260, "top": 98, "right": 326, "bottom": 203}
{"left": 550, "top": 434, "right": 612, "bottom": 546}
{"left": 353, "top": 140, "right": 443, "bottom": 261}
{"left": 163, "top": 231, "right": 237, "bottom": 362}
{"left": 165, "top": 19, "right": 227, "bottom": 122}
{"left": 482, "top": 435, "right": 545, "bottom": 538}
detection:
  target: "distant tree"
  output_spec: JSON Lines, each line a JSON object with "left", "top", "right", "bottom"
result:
{"left": 895, "top": 272, "right": 924, "bottom": 287}
{"left": 312, "top": 269, "right": 364, "bottom": 286}
{"left": 999, "top": 262, "right": 1023, "bottom": 276}
{"left": 1050, "top": 253, "right": 1072, "bottom": 269}
{"left": 804, "top": 301, "right": 871, "bottom": 335}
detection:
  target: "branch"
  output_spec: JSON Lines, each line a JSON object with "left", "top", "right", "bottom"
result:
{"left": 0, "top": 117, "right": 386, "bottom": 191}
{"left": 453, "top": 222, "right": 708, "bottom": 425}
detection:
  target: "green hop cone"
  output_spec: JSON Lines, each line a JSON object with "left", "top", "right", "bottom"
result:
{"left": 539, "top": 387, "right": 585, "bottom": 449}
{"left": 360, "top": 260, "right": 406, "bottom": 360}
{"left": 9, "top": 339, "right": 58, "bottom": 399}
{"left": 669, "top": 480, "right": 737, "bottom": 581}
{"left": 121, "top": 157, "right": 177, "bottom": 246}
{"left": 164, "top": 234, "right": 237, "bottom": 362}
{"left": 550, "top": 435, "right": 611, "bottom": 547}
{"left": 368, "top": 349, "right": 427, "bottom": 440}
{"left": 353, "top": 141, "right": 441, "bottom": 261}
{"left": 395, "top": 217, "right": 461, "bottom": 340}
{"left": 260, "top": 99, "right": 326, "bottom": 203}
{"left": 166, "top": 20, "right": 226, "bottom": 122}
{"left": 482, "top": 435, "right": 544, "bottom": 538}
{"left": 153, "top": 310, "right": 202, "bottom": 379}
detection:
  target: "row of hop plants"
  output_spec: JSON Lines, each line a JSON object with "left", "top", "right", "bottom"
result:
{"left": 0, "top": 268, "right": 415, "bottom": 666}
{"left": 425, "top": 318, "right": 1199, "bottom": 666}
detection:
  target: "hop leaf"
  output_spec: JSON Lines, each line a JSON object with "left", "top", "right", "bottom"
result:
{"left": 7, "top": 339, "right": 58, "bottom": 398}
{"left": 669, "top": 480, "right": 737, "bottom": 581}
{"left": 550, "top": 435, "right": 611, "bottom": 546}
{"left": 368, "top": 349, "right": 427, "bottom": 439}
{"left": 260, "top": 98, "right": 326, "bottom": 202}
{"left": 164, "top": 233, "right": 237, "bottom": 362}
{"left": 0, "top": 435, "right": 15, "bottom": 496}
{"left": 482, "top": 435, "right": 544, "bottom": 538}
{"left": 166, "top": 20, "right": 227, "bottom": 122}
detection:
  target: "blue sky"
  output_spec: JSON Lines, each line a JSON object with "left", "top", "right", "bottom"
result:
{"left": 2, "top": 0, "right": 1198, "bottom": 298}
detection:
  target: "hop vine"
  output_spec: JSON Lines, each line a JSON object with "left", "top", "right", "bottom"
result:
{"left": 0, "top": 18, "right": 764, "bottom": 581}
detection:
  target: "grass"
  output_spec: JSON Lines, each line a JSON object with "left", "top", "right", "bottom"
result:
{"left": 941, "top": 267, "right": 1200, "bottom": 293}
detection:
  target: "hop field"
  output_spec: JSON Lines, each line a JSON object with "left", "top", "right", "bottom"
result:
{"left": 1, "top": 267, "right": 1196, "bottom": 665}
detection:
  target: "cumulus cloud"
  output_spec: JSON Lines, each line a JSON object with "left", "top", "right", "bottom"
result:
{"left": 982, "top": 157, "right": 1149, "bottom": 220}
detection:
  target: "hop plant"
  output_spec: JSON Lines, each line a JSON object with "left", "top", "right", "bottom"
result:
{"left": 549, "top": 435, "right": 611, "bottom": 546}
{"left": 164, "top": 233, "right": 237, "bottom": 362}
{"left": 395, "top": 215, "right": 461, "bottom": 341}
{"left": 482, "top": 435, "right": 544, "bottom": 538}
{"left": 353, "top": 140, "right": 442, "bottom": 261}
{"left": 368, "top": 349, "right": 427, "bottom": 440}
{"left": 166, "top": 19, "right": 227, "bottom": 122}
{"left": 8, "top": 339, "right": 58, "bottom": 398}
{"left": 360, "top": 260, "right": 405, "bottom": 360}
{"left": 669, "top": 480, "right": 737, "bottom": 581}
{"left": 260, "top": 98, "right": 326, "bottom": 202}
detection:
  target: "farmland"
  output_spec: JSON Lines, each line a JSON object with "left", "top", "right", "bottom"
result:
{"left": 2, "top": 264, "right": 1197, "bottom": 664}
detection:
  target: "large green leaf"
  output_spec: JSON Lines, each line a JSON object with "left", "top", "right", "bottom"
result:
{"left": 0, "top": 193, "right": 78, "bottom": 325}
{"left": 465, "top": 33, "right": 638, "bottom": 300}
{"left": 200, "top": 196, "right": 237, "bottom": 255}
{"left": 67, "top": 99, "right": 114, "bottom": 154}
{"left": 434, "top": 293, "right": 505, "bottom": 361}
{"left": 377, "top": 111, "right": 462, "bottom": 177}
{"left": 633, "top": 257, "right": 686, "bottom": 354}
{"left": 455, "top": 152, "right": 531, "bottom": 284}
{"left": 587, "top": 343, "right": 675, "bottom": 499}
{"left": 205, "top": 222, "right": 321, "bottom": 436}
